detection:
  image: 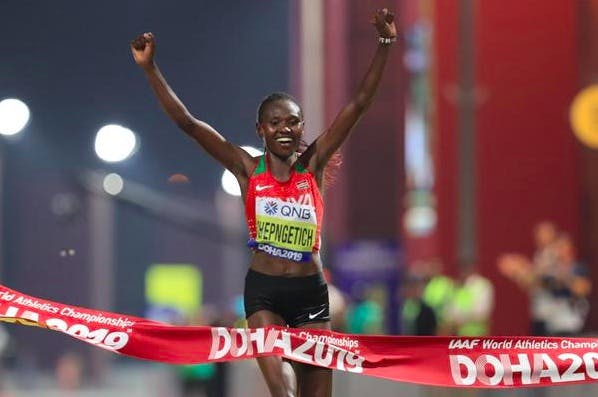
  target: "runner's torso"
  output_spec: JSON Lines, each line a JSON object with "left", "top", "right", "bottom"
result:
{"left": 245, "top": 155, "right": 323, "bottom": 277}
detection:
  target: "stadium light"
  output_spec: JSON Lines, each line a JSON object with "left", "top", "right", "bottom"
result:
{"left": 103, "top": 173, "right": 124, "bottom": 196}
{"left": 0, "top": 98, "right": 30, "bottom": 136}
{"left": 221, "top": 146, "right": 263, "bottom": 196}
{"left": 94, "top": 124, "right": 138, "bottom": 163}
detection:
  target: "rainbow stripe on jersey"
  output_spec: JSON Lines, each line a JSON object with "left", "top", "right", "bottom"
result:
{"left": 245, "top": 155, "right": 323, "bottom": 262}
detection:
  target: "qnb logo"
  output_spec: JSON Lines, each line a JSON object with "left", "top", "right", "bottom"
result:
{"left": 280, "top": 205, "right": 312, "bottom": 220}
{"left": 450, "top": 353, "right": 598, "bottom": 386}
{"left": 264, "top": 201, "right": 278, "bottom": 216}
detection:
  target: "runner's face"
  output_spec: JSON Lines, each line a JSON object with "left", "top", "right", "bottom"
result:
{"left": 257, "top": 100, "right": 304, "bottom": 159}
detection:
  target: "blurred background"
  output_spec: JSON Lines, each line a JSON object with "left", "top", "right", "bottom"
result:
{"left": 1, "top": 0, "right": 598, "bottom": 396}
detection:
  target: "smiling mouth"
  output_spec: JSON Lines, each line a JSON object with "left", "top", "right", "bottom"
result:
{"left": 276, "top": 137, "right": 293, "bottom": 145}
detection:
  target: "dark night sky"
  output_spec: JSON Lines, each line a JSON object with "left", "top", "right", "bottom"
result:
{"left": 1, "top": 0, "right": 290, "bottom": 197}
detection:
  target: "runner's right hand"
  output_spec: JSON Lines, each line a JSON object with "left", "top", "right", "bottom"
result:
{"left": 130, "top": 32, "right": 156, "bottom": 69}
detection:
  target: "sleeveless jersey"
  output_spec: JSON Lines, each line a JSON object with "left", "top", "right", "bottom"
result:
{"left": 245, "top": 155, "right": 323, "bottom": 262}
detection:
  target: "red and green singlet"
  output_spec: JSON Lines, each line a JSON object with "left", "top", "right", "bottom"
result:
{"left": 245, "top": 155, "right": 323, "bottom": 262}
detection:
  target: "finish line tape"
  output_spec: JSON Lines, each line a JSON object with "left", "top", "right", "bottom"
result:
{"left": 1, "top": 284, "right": 597, "bottom": 388}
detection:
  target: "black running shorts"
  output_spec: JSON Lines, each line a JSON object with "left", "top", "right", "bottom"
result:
{"left": 244, "top": 269, "right": 330, "bottom": 327}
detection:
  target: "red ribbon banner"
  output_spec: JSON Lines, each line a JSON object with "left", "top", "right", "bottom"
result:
{"left": 1, "top": 284, "right": 598, "bottom": 388}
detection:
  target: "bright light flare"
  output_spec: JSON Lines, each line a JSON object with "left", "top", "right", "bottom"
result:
{"left": 103, "top": 173, "right": 124, "bottom": 195}
{"left": 0, "top": 98, "right": 30, "bottom": 136}
{"left": 94, "top": 124, "right": 138, "bottom": 163}
{"left": 221, "top": 146, "right": 263, "bottom": 196}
